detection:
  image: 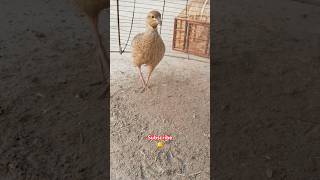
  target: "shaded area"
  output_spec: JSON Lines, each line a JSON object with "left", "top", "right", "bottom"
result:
{"left": 0, "top": 0, "right": 108, "bottom": 179}
{"left": 213, "top": 0, "right": 320, "bottom": 179}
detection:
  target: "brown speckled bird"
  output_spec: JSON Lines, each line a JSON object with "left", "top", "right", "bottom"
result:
{"left": 131, "top": 10, "right": 165, "bottom": 91}
{"left": 72, "top": 0, "right": 108, "bottom": 82}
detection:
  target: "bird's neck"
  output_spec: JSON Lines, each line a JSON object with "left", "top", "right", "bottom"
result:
{"left": 146, "top": 24, "right": 158, "bottom": 33}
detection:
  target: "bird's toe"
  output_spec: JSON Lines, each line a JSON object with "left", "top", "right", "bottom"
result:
{"left": 144, "top": 86, "right": 151, "bottom": 92}
{"left": 140, "top": 88, "right": 146, "bottom": 93}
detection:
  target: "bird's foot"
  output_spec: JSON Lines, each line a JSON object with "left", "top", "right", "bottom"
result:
{"left": 144, "top": 86, "right": 150, "bottom": 92}
{"left": 140, "top": 88, "right": 146, "bottom": 93}
{"left": 138, "top": 86, "right": 150, "bottom": 93}
{"left": 135, "top": 85, "right": 150, "bottom": 93}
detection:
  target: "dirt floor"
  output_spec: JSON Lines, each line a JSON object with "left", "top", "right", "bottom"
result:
{"left": 213, "top": 0, "right": 320, "bottom": 179}
{"left": 1, "top": 0, "right": 320, "bottom": 179}
{"left": 110, "top": 53, "right": 210, "bottom": 179}
{"left": 0, "top": 0, "right": 108, "bottom": 179}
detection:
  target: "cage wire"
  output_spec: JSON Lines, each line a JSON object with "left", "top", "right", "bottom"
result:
{"left": 110, "top": 0, "right": 210, "bottom": 62}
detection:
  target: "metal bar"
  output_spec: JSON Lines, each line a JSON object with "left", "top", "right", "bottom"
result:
{"left": 111, "top": 0, "right": 210, "bottom": 59}
{"left": 111, "top": 0, "right": 188, "bottom": 7}
{"left": 121, "top": 0, "right": 136, "bottom": 53}
{"left": 111, "top": 8, "right": 205, "bottom": 14}
{"left": 160, "top": 0, "right": 166, "bottom": 34}
{"left": 110, "top": 51, "right": 209, "bottom": 62}
{"left": 116, "top": 0, "right": 122, "bottom": 54}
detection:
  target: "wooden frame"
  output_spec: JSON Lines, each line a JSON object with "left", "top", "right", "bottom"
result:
{"left": 172, "top": 17, "right": 210, "bottom": 58}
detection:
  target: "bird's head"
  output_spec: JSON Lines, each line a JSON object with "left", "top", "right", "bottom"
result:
{"left": 146, "top": 10, "right": 162, "bottom": 29}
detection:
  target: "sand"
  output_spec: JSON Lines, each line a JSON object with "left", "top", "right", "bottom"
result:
{"left": 212, "top": 0, "right": 320, "bottom": 179}
{"left": 1, "top": 0, "right": 319, "bottom": 179}
{"left": 0, "top": 0, "right": 108, "bottom": 179}
{"left": 110, "top": 53, "right": 210, "bottom": 179}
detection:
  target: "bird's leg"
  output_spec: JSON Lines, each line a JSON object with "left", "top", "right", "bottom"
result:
{"left": 144, "top": 65, "right": 154, "bottom": 90}
{"left": 91, "top": 15, "right": 108, "bottom": 83}
{"left": 137, "top": 66, "right": 146, "bottom": 89}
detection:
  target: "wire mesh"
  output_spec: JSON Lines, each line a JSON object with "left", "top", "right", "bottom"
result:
{"left": 110, "top": 0, "right": 210, "bottom": 61}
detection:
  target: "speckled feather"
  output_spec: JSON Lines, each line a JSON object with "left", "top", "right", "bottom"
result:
{"left": 131, "top": 30, "right": 165, "bottom": 67}
{"left": 131, "top": 10, "right": 165, "bottom": 69}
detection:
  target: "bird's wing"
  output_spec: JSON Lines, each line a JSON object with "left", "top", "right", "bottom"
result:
{"left": 131, "top": 33, "right": 144, "bottom": 47}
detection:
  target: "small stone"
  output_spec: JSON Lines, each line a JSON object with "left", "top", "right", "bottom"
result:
{"left": 0, "top": 106, "right": 4, "bottom": 115}
{"left": 264, "top": 155, "right": 271, "bottom": 160}
{"left": 266, "top": 168, "right": 273, "bottom": 178}
{"left": 33, "top": 31, "right": 46, "bottom": 38}
{"left": 35, "top": 93, "right": 44, "bottom": 98}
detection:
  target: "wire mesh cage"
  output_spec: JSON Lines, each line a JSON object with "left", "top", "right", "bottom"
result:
{"left": 110, "top": 0, "right": 210, "bottom": 61}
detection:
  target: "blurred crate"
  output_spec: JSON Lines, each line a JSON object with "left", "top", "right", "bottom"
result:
{"left": 172, "top": 0, "right": 210, "bottom": 58}
{"left": 173, "top": 18, "right": 210, "bottom": 58}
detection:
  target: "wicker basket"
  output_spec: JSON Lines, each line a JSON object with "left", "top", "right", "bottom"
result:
{"left": 172, "top": 0, "right": 210, "bottom": 58}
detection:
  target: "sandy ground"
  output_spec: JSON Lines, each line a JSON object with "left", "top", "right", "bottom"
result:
{"left": 110, "top": 53, "right": 210, "bottom": 179}
{"left": 1, "top": 0, "right": 320, "bottom": 179}
{"left": 0, "top": 0, "right": 108, "bottom": 179}
{"left": 213, "top": 0, "right": 320, "bottom": 179}
{"left": 110, "top": 0, "right": 211, "bottom": 178}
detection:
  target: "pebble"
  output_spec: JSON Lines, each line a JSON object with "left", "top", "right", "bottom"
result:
{"left": 266, "top": 168, "right": 273, "bottom": 178}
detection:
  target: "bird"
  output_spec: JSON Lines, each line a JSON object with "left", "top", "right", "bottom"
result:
{"left": 131, "top": 10, "right": 165, "bottom": 92}
{"left": 72, "top": 0, "right": 109, "bottom": 83}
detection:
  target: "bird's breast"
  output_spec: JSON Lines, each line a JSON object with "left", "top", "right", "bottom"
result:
{"left": 131, "top": 32, "right": 165, "bottom": 66}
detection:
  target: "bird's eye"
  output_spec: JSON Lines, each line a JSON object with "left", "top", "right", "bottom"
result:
{"left": 151, "top": 16, "right": 155, "bottom": 18}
